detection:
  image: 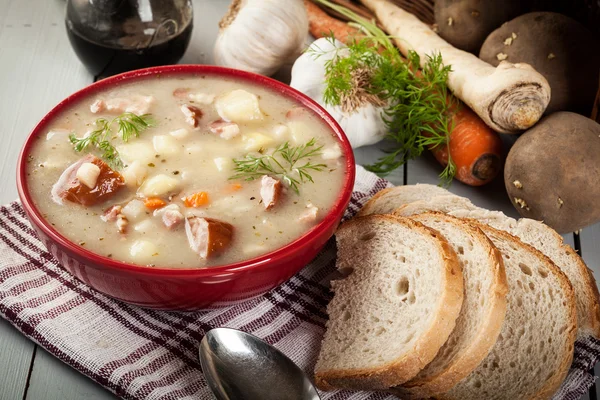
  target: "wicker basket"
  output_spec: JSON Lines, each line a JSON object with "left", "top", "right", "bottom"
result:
{"left": 322, "top": 0, "right": 435, "bottom": 24}
{"left": 322, "top": 0, "right": 600, "bottom": 31}
{"left": 319, "top": 0, "right": 600, "bottom": 121}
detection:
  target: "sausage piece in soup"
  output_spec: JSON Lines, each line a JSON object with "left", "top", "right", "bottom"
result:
{"left": 25, "top": 75, "right": 347, "bottom": 268}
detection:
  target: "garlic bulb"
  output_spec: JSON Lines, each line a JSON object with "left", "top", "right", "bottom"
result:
{"left": 290, "top": 38, "right": 389, "bottom": 148}
{"left": 214, "top": 0, "right": 308, "bottom": 76}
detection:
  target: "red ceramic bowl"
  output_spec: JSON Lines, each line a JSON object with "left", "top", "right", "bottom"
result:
{"left": 16, "top": 65, "right": 355, "bottom": 310}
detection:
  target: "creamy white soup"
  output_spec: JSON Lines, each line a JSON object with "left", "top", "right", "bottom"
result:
{"left": 26, "top": 74, "right": 346, "bottom": 268}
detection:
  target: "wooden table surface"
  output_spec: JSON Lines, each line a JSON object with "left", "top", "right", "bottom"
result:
{"left": 0, "top": 0, "right": 598, "bottom": 399}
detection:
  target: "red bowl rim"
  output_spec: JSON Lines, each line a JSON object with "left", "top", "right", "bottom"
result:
{"left": 16, "top": 64, "right": 355, "bottom": 278}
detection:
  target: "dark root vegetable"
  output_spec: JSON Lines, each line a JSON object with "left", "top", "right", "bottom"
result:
{"left": 434, "top": 0, "right": 528, "bottom": 54}
{"left": 480, "top": 12, "right": 600, "bottom": 115}
{"left": 504, "top": 112, "right": 600, "bottom": 233}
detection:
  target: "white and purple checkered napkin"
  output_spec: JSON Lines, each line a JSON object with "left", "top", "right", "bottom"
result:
{"left": 0, "top": 165, "right": 598, "bottom": 400}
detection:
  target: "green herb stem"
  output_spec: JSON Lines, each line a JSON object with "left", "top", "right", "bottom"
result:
{"left": 69, "top": 112, "right": 155, "bottom": 169}
{"left": 229, "top": 138, "right": 327, "bottom": 194}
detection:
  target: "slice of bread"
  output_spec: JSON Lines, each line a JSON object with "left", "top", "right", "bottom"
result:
{"left": 395, "top": 195, "right": 600, "bottom": 338}
{"left": 357, "top": 184, "right": 450, "bottom": 216}
{"left": 391, "top": 213, "right": 508, "bottom": 398}
{"left": 314, "top": 215, "right": 464, "bottom": 390}
{"left": 393, "top": 195, "right": 477, "bottom": 218}
{"left": 512, "top": 219, "right": 600, "bottom": 338}
{"left": 452, "top": 208, "right": 600, "bottom": 339}
{"left": 441, "top": 224, "right": 577, "bottom": 400}
{"left": 450, "top": 208, "right": 516, "bottom": 231}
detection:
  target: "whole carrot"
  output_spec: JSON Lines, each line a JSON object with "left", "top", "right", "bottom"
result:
{"left": 430, "top": 106, "right": 503, "bottom": 186}
{"left": 305, "top": 0, "right": 363, "bottom": 43}
{"left": 304, "top": 0, "right": 504, "bottom": 186}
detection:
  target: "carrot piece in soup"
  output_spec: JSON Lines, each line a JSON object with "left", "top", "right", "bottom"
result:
{"left": 227, "top": 183, "right": 243, "bottom": 192}
{"left": 183, "top": 192, "right": 210, "bottom": 208}
{"left": 144, "top": 197, "right": 167, "bottom": 210}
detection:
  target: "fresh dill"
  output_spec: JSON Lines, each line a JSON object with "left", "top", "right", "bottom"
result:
{"left": 312, "top": 0, "right": 457, "bottom": 186}
{"left": 229, "top": 138, "right": 327, "bottom": 194}
{"left": 69, "top": 112, "right": 155, "bottom": 169}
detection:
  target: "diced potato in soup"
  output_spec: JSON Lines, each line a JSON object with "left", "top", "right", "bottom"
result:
{"left": 25, "top": 75, "right": 346, "bottom": 268}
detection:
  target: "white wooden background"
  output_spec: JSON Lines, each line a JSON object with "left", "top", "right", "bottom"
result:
{"left": 0, "top": 0, "right": 597, "bottom": 399}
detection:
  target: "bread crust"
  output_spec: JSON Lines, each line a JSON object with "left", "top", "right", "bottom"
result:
{"left": 438, "top": 222, "right": 577, "bottom": 400}
{"left": 357, "top": 185, "right": 450, "bottom": 217}
{"left": 535, "top": 223, "right": 600, "bottom": 338}
{"left": 356, "top": 187, "right": 395, "bottom": 217}
{"left": 314, "top": 215, "right": 465, "bottom": 391}
{"left": 575, "top": 249, "right": 600, "bottom": 337}
{"left": 390, "top": 213, "right": 508, "bottom": 398}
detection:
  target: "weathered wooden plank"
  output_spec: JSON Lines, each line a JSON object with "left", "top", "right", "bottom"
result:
{"left": 0, "top": 0, "right": 9, "bottom": 37}
{"left": 0, "top": 319, "right": 35, "bottom": 400}
{"left": 179, "top": 0, "right": 230, "bottom": 65}
{"left": 0, "top": 0, "right": 94, "bottom": 399}
{"left": 0, "top": 9, "right": 38, "bottom": 400}
{"left": 0, "top": 0, "right": 91, "bottom": 204}
{"left": 26, "top": 348, "right": 117, "bottom": 400}
{"left": 581, "top": 225, "right": 600, "bottom": 293}
{"left": 353, "top": 142, "right": 405, "bottom": 187}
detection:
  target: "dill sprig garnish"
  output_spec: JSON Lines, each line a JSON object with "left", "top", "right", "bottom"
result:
{"left": 69, "top": 112, "right": 155, "bottom": 169}
{"left": 230, "top": 138, "right": 327, "bottom": 194}
{"left": 312, "top": 0, "right": 457, "bottom": 186}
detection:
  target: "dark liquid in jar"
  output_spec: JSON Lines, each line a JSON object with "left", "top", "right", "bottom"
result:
{"left": 66, "top": 20, "right": 193, "bottom": 78}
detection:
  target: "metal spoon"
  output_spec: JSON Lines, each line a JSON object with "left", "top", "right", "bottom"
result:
{"left": 199, "top": 328, "right": 321, "bottom": 400}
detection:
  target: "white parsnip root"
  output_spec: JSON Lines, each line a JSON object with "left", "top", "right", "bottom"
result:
{"left": 360, "top": 0, "right": 551, "bottom": 134}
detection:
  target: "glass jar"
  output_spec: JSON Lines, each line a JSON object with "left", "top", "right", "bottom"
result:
{"left": 65, "top": 0, "right": 193, "bottom": 78}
